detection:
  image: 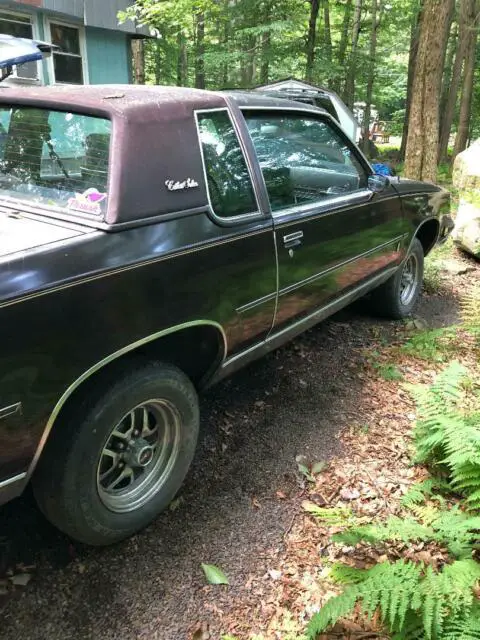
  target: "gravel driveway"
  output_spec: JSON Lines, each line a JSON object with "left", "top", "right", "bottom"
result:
{"left": 0, "top": 284, "right": 462, "bottom": 640}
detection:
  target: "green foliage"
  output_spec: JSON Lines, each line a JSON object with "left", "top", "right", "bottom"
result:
{"left": 461, "top": 286, "right": 480, "bottom": 339}
{"left": 374, "top": 362, "right": 404, "bottom": 381}
{"left": 410, "top": 362, "right": 480, "bottom": 511}
{"left": 401, "top": 327, "right": 457, "bottom": 362}
{"left": 308, "top": 558, "right": 480, "bottom": 640}
{"left": 308, "top": 359, "right": 480, "bottom": 640}
{"left": 423, "top": 259, "right": 443, "bottom": 294}
{"left": 401, "top": 478, "right": 450, "bottom": 509}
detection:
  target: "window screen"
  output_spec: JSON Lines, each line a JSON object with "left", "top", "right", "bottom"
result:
{"left": 50, "top": 23, "right": 84, "bottom": 84}
{"left": 197, "top": 110, "right": 257, "bottom": 218}
{"left": 244, "top": 111, "right": 367, "bottom": 213}
{"left": 0, "top": 106, "right": 111, "bottom": 216}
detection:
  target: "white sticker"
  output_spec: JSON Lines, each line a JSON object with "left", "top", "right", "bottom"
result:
{"left": 67, "top": 188, "right": 107, "bottom": 215}
{"left": 165, "top": 178, "right": 199, "bottom": 192}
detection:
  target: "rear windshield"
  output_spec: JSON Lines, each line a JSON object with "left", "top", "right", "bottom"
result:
{"left": 0, "top": 106, "right": 111, "bottom": 216}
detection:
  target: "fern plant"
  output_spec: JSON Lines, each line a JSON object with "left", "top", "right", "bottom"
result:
{"left": 307, "top": 558, "right": 480, "bottom": 640}
{"left": 333, "top": 504, "right": 480, "bottom": 560}
{"left": 410, "top": 362, "right": 480, "bottom": 510}
{"left": 461, "top": 285, "right": 480, "bottom": 340}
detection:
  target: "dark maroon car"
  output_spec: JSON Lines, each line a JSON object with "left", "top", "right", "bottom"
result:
{"left": 0, "top": 83, "right": 453, "bottom": 545}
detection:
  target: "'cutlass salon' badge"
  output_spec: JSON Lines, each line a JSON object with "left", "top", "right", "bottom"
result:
{"left": 165, "top": 178, "right": 199, "bottom": 191}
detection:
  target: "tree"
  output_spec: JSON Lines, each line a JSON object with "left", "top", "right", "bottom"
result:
{"left": 404, "top": 0, "right": 454, "bottom": 182}
{"left": 454, "top": 0, "right": 479, "bottom": 157}
{"left": 343, "top": 0, "right": 363, "bottom": 109}
{"left": 132, "top": 38, "right": 146, "bottom": 84}
{"left": 194, "top": 9, "right": 206, "bottom": 88}
{"left": 305, "top": 0, "right": 321, "bottom": 82}
{"left": 400, "top": 1, "right": 423, "bottom": 160}
{"left": 438, "top": 0, "right": 473, "bottom": 162}
{"left": 362, "top": 0, "right": 379, "bottom": 156}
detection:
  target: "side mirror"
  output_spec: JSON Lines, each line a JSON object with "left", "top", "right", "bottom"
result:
{"left": 368, "top": 174, "right": 390, "bottom": 193}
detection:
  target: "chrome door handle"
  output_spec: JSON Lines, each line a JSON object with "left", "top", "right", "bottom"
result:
{"left": 283, "top": 230, "right": 304, "bottom": 249}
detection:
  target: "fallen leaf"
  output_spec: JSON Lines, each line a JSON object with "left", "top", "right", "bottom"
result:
{"left": 9, "top": 573, "right": 31, "bottom": 586}
{"left": 268, "top": 569, "right": 282, "bottom": 581}
{"left": 276, "top": 490, "right": 287, "bottom": 499}
{"left": 201, "top": 564, "right": 229, "bottom": 585}
{"left": 312, "top": 461, "right": 327, "bottom": 475}
{"left": 339, "top": 488, "right": 360, "bottom": 501}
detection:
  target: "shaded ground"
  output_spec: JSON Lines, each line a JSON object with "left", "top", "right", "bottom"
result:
{"left": 0, "top": 248, "right": 474, "bottom": 640}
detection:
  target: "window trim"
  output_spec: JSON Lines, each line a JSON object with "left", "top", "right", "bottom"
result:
{"left": 240, "top": 106, "right": 373, "bottom": 219}
{"left": 0, "top": 9, "right": 43, "bottom": 84}
{"left": 45, "top": 17, "right": 89, "bottom": 85}
{"left": 194, "top": 107, "right": 265, "bottom": 225}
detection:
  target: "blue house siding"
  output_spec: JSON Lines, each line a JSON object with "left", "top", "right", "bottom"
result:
{"left": 85, "top": 27, "right": 131, "bottom": 84}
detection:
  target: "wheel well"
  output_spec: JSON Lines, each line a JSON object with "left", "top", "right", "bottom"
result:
{"left": 32, "top": 324, "right": 224, "bottom": 476}
{"left": 415, "top": 219, "right": 439, "bottom": 256}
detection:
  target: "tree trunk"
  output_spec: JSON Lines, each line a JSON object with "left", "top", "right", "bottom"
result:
{"left": 362, "top": 0, "right": 378, "bottom": 157}
{"left": 154, "top": 39, "right": 162, "bottom": 85}
{"left": 305, "top": 0, "right": 320, "bottom": 83}
{"left": 336, "top": 0, "right": 353, "bottom": 95}
{"left": 176, "top": 32, "right": 188, "bottom": 86}
{"left": 400, "top": 2, "right": 423, "bottom": 160}
{"left": 454, "top": 0, "right": 479, "bottom": 157}
{"left": 260, "top": 3, "right": 272, "bottom": 85}
{"left": 260, "top": 29, "right": 270, "bottom": 85}
{"left": 404, "top": 0, "right": 455, "bottom": 182}
{"left": 343, "top": 0, "right": 362, "bottom": 109}
{"left": 439, "top": 20, "right": 458, "bottom": 125}
{"left": 241, "top": 35, "right": 256, "bottom": 87}
{"left": 132, "top": 38, "right": 145, "bottom": 85}
{"left": 194, "top": 10, "right": 206, "bottom": 89}
{"left": 439, "top": 1, "right": 473, "bottom": 162}
{"left": 322, "top": 0, "right": 332, "bottom": 65}
{"left": 222, "top": 19, "right": 230, "bottom": 88}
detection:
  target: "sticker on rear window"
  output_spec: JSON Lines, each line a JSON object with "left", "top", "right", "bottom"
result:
{"left": 67, "top": 188, "right": 107, "bottom": 215}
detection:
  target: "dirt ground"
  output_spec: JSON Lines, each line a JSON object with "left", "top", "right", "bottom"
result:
{"left": 0, "top": 249, "right": 475, "bottom": 640}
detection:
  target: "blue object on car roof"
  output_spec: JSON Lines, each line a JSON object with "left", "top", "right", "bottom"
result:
{"left": 372, "top": 162, "right": 394, "bottom": 177}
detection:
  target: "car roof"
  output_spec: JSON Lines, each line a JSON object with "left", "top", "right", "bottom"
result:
{"left": 0, "top": 84, "right": 226, "bottom": 120}
{"left": 0, "top": 84, "right": 329, "bottom": 120}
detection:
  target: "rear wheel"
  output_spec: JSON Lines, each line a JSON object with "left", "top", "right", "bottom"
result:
{"left": 370, "top": 237, "right": 424, "bottom": 319}
{"left": 33, "top": 361, "right": 199, "bottom": 546}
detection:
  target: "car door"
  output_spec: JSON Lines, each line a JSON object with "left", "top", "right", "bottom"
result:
{"left": 242, "top": 109, "right": 406, "bottom": 331}
{"left": 195, "top": 108, "right": 277, "bottom": 352}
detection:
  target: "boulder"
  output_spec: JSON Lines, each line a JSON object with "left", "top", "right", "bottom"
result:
{"left": 452, "top": 140, "right": 480, "bottom": 257}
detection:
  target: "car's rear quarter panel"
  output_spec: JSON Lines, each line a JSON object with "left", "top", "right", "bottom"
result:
{"left": 0, "top": 212, "right": 276, "bottom": 483}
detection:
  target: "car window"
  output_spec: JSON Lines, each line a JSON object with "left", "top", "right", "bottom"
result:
{"left": 0, "top": 106, "right": 111, "bottom": 216}
{"left": 197, "top": 110, "right": 257, "bottom": 218}
{"left": 243, "top": 111, "right": 368, "bottom": 214}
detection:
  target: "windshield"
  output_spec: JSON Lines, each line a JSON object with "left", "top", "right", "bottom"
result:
{"left": 0, "top": 106, "right": 111, "bottom": 216}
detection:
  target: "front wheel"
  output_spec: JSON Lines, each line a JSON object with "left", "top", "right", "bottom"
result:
{"left": 33, "top": 361, "right": 199, "bottom": 546}
{"left": 370, "top": 237, "right": 424, "bottom": 319}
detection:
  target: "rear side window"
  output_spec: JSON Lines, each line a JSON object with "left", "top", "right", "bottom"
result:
{"left": 0, "top": 106, "right": 111, "bottom": 216}
{"left": 197, "top": 110, "right": 257, "bottom": 218}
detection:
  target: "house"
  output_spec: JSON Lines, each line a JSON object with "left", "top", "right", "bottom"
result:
{"left": 0, "top": 0, "right": 147, "bottom": 85}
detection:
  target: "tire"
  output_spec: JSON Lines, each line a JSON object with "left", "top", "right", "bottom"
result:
{"left": 33, "top": 361, "right": 199, "bottom": 546}
{"left": 370, "top": 237, "right": 424, "bottom": 319}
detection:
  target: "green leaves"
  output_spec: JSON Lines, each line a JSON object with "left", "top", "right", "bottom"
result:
{"left": 201, "top": 563, "right": 229, "bottom": 585}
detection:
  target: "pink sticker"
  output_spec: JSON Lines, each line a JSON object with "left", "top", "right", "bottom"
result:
{"left": 67, "top": 188, "right": 107, "bottom": 215}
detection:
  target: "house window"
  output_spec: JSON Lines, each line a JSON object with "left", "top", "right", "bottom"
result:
{"left": 50, "top": 23, "right": 84, "bottom": 84}
{"left": 0, "top": 12, "right": 37, "bottom": 80}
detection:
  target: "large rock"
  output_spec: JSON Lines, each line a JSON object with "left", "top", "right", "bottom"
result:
{"left": 452, "top": 140, "right": 480, "bottom": 256}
